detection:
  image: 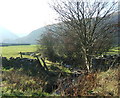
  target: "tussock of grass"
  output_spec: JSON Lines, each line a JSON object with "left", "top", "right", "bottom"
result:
{"left": 93, "top": 67, "right": 119, "bottom": 96}
{"left": 1, "top": 68, "right": 50, "bottom": 97}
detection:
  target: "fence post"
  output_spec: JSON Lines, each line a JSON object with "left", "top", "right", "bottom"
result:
{"left": 19, "top": 52, "right": 23, "bottom": 58}
{"left": 35, "top": 55, "right": 45, "bottom": 70}
{"left": 41, "top": 58, "right": 49, "bottom": 71}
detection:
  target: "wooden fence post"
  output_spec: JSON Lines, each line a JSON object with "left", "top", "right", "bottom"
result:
{"left": 35, "top": 55, "right": 45, "bottom": 70}
{"left": 19, "top": 52, "right": 23, "bottom": 58}
{"left": 41, "top": 58, "right": 49, "bottom": 71}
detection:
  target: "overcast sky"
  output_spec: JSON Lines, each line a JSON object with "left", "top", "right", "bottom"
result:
{"left": 0, "top": 0, "right": 58, "bottom": 37}
{"left": 0, "top": 0, "right": 118, "bottom": 37}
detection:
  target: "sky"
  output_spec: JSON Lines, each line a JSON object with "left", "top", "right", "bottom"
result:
{"left": 0, "top": 0, "right": 118, "bottom": 37}
{"left": 0, "top": 0, "right": 58, "bottom": 37}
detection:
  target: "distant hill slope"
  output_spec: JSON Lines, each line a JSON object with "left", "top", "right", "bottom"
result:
{"left": 4, "top": 12, "right": 119, "bottom": 45}
{"left": 13, "top": 27, "right": 47, "bottom": 44}
{"left": 7, "top": 24, "right": 56, "bottom": 44}
{"left": 111, "top": 11, "right": 120, "bottom": 46}
{"left": 0, "top": 27, "right": 18, "bottom": 43}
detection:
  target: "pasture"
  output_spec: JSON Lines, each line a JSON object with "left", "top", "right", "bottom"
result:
{"left": 0, "top": 45, "right": 38, "bottom": 58}
{"left": 107, "top": 47, "right": 120, "bottom": 55}
{"left": 0, "top": 45, "right": 119, "bottom": 59}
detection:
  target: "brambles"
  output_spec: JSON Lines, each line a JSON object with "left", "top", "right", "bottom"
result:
{"left": 54, "top": 72, "right": 97, "bottom": 96}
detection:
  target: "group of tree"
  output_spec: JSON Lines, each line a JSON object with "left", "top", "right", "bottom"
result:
{"left": 38, "top": 0, "right": 118, "bottom": 72}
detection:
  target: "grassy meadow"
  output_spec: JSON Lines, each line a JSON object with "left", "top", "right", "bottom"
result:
{"left": 0, "top": 45, "right": 120, "bottom": 58}
{"left": 107, "top": 47, "right": 120, "bottom": 55}
{"left": 0, "top": 45, "right": 37, "bottom": 58}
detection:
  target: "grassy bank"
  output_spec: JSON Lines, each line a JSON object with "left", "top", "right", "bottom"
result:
{"left": 0, "top": 45, "right": 37, "bottom": 58}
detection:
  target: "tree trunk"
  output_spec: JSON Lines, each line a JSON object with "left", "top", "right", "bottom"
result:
{"left": 84, "top": 54, "right": 91, "bottom": 72}
{"left": 82, "top": 48, "right": 91, "bottom": 72}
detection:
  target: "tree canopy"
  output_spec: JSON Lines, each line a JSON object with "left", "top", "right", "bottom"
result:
{"left": 38, "top": 0, "right": 118, "bottom": 72}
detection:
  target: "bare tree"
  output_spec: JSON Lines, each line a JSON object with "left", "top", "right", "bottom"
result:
{"left": 50, "top": 0, "right": 118, "bottom": 71}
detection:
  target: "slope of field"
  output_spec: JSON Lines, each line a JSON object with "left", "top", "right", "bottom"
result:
{"left": 0, "top": 45, "right": 37, "bottom": 58}
{"left": 1, "top": 45, "right": 119, "bottom": 58}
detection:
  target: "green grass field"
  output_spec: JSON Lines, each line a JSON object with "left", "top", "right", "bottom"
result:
{"left": 0, "top": 45, "right": 37, "bottom": 58}
{"left": 0, "top": 45, "right": 119, "bottom": 59}
{"left": 107, "top": 47, "right": 120, "bottom": 55}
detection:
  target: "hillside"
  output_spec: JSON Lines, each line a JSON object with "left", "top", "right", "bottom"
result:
{"left": 6, "top": 24, "right": 57, "bottom": 44}
{"left": 13, "top": 27, "right": 47, "bottom": 44}
{"left": 0, "top": 26, "right": 18, "bottom": 43}
{"left": 3, "top": 11, "right": 119, "bottom": 45}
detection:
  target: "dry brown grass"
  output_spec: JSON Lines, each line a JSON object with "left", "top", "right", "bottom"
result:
{"left": 54, "top": 66, "right": 120, "bottom": 96}
{"left": 93, "top": 66, "right": 119, "bottom": 96}
{"left": 2, "top": 68, "right": 46, "bottom": 96}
